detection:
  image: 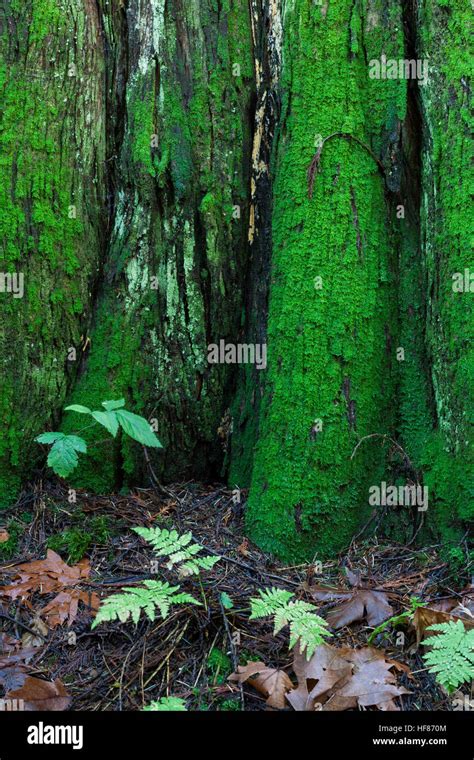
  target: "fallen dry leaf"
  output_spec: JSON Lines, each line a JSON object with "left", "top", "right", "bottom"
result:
{"left": 0, "top": 633, "right": 21, "bottom": 654}
{"left": 0, "top": 646, "right": 40, "bottom": 692}
{"left": 309, "top": 584, "right": 393, "bottom": 629}
{"left": 430, "top": 586, "right": 474, "bottom": 619}
{"left": 41, "top": 588, "right": 99, "bottom": 628}
{"left": 229, "top": 661, "right": 293, "bottom": 709}
{"left": 413, "top": 604, "right": 474, "bottom": 645}
{"left": 21, "top": 617, "right": 49, "bottom": 648}
{"left": 333, "top": 648, "right": 410, "bottom": 711}
{"left": 288, "top": 644, "right": 409, "bottom": 712}
{"left": 0, "top": 527, "right": 10, "bottom": 543}
{"left": 1, "top": 550, "right": 97, "bottom": 627}
{"left": 2, "top": 550, "right": 91, "bottom": 601}
{"left": 287, "top": 643, "right": 352, "bottom": 711}
{"left": 237, "top": 539, "right": 250, "bottom": 558}
{"left": 7, "top": 676, "right": 71, "bottom": 711}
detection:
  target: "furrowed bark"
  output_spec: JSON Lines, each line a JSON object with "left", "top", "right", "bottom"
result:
{"left": 241, "top": 0, "right": 407, "bottom": 560}
{"left": 61, "top": 0, "right": 255, "bottom": 491}
{"left": 0, "top": 0, "right": 106, "bottom": 505}
{"left": 416, "top": 0, "right": 473, "bottom": 548}
{"left": 228, "top": 0, "right": 282, "bottom": 488}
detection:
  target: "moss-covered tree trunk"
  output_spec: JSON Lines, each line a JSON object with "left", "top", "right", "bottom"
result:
{"left": 1, "top": 0, "right": 471, "bottom": 562}
{"left": 63, "top": 0, "right": 255, "bottom": 491}
{"left": 0, "top": 0, "right": 107, "bottom": 505}
{"left": 235, "top": 0, "right": 472, "bottom": 561}
{"left": 237, "top": 0, "right": 407, "bottom": 560}
{"left": 1, "top": 0, "right": 255, "bottom": 496}
{"left": 416, "top": 0, "right": 473, "bottom": 546}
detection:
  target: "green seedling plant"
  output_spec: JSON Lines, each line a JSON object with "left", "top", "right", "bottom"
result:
{"left": 36, "top": 398, "right": 162, "bottom": 478}
{"left": 368, "top": 596, "right": 426, "bottom": 645}
{"left": 143, "top": 697, "right": 187, "bottom": 711}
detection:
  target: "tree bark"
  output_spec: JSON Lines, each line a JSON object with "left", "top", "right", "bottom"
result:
{"left": 240, "top": 0, "right": 406, "bottom": 560}
{"left": 0, "top": 0, "right": 471, "bottom": 563}
{"left": 416, "top": 0, "right": 473, "bottom": 546}
{"left": 1, "top": 0, "right": 255, "bottom": 495}
{"left": 0, "top": 0, "right": 106, "bottom": 505}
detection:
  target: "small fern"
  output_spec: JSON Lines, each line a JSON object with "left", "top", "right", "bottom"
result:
{"left": 422, "top": 620, "right": 474, "bottom": 693}
{"left": 93, "top": 525, "right": 219, "bottom": 628}
{"left": 91, "top": 580, "right": 199, "bottom": 628}
{"left": 134, "top": 526, "right": 219, "bottom": 576}
{"left": 143, "top": 697, "right": 187, "bottom": 711}
{"left": 249, "top": 587, "right": 331, "bottom": 659}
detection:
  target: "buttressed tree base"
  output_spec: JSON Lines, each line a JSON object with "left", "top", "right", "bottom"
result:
{"left": 0, "top": 2, "right": 471, "bottom": 560}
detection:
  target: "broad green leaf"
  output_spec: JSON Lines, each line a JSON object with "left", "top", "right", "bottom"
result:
{"left": 115, "top": 409, "right": 162, "bottom": 448}
{"left": 35, "top": 432, "right": 65, "bottom": 444}
{"left": 92, "top": 410, "right": 119, "bottom": 437}
{"left": 47, "top": 438, "right": 79, "bottom": 478}
{"left": 66, "top": 435, "right": 88, "bottom": 453}
{"left": 102, "top": 399, "right": 126, "bottom": 412}
{"left": 64, "top": 404, "right": 92, "bottom": 414}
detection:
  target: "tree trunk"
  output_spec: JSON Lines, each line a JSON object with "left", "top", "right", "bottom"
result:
{"left": 239, "top": 0, "right": 406, "bottom": 560}
{"left": 1, "top": 0, "right": 255, "bottom": 496}
{"left": 1, "top": 0, "right": 471, "bottom": 563}
{"left": 0, "top": 0, "right": 106, "bottom": 505}
{"left": 416, "top": 0, "right": 473, "bottom": 547}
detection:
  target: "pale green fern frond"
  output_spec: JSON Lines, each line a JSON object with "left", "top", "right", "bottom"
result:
{"left": 285, "top": 602, "right": 331, "bottom": 659}
{"left": 249, "top": 587, "right": 331, "bottom": 659}
{"left": 133, "top": 526, "right": 219, "bottom": 575}
{"left": 92, "top": 581, "right": 199, "bottom": 628}
{"left": 422, "top": 620, "right": 474, "bottom": 693}
{"left": 143, "top": 697, "right": 187, "bottom": 711}
{"left": 249, "top": 587, "right": 294, "bottom": 619}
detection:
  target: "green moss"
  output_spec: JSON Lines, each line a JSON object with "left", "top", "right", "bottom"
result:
{"left": 0, "top": 0, "right": 105, "bottom": 505}
{"left": 242, "top": 0, "right": 405, "bottom": 561}
{"left": 416, "top": 0, "right": 473, "bottom": 542}
{"left": 47, "top": 515, "right": 110, "bottom": 564}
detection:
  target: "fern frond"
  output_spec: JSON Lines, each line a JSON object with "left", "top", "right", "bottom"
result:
{"left": 249, "top": 587, "right": 294, "bottom": 619}
{"left": 92, "top": 581, "right": 200, "bottom": 628}
{"left": 422, "top": 620, "right": 474, "bottom": 693}
{"left": 143, "top": 697, "right": 187, "bottom": 711}
{"left": 134, "top": 526, "right": 218, "bottom": 575}
{"left": 285, "top": 602, "right": 331, "bottom": 659}
{"left": 249, "top": 587, "right": 331, "bottom": 659}
{"left": 179, "top": 555, "right": 220, "bottom": 577}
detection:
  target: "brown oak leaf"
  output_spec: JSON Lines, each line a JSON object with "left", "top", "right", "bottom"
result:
{"left": 41, "top": 589, "right": 99, "bottom": 628}
{"left": 287, "top": 643, "right": 352, "bottom": 711}
{"left": 1, "top": 550, "right": 97, "bottom": 627}
{"left": 413, "top": 604, "right": 474, "bottom": 645}
{"left": 0, "top": 646, "right": 40, "bottom": 692}
{"left": 309, "top": 584, "right": 393, "bottom": 628}
{"left": 6, "top": 676, "right": 71, "bottom": 711}
{"left": 288, "top": 644, "right": 409, "bottom": 712}
{"left": 229, "top": 661, "right": 293, "bottom": 709}
{"left": 2, "top": 550, "right": 91, "bottom": 601}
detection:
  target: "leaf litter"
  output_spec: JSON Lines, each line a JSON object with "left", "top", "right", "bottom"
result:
{"left": 0, "top": 481, "right": 471, "bottom": 710}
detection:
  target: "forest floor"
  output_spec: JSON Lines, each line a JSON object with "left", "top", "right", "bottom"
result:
{"left": 0, "top": 482, "right": 472, "bottom": 712}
